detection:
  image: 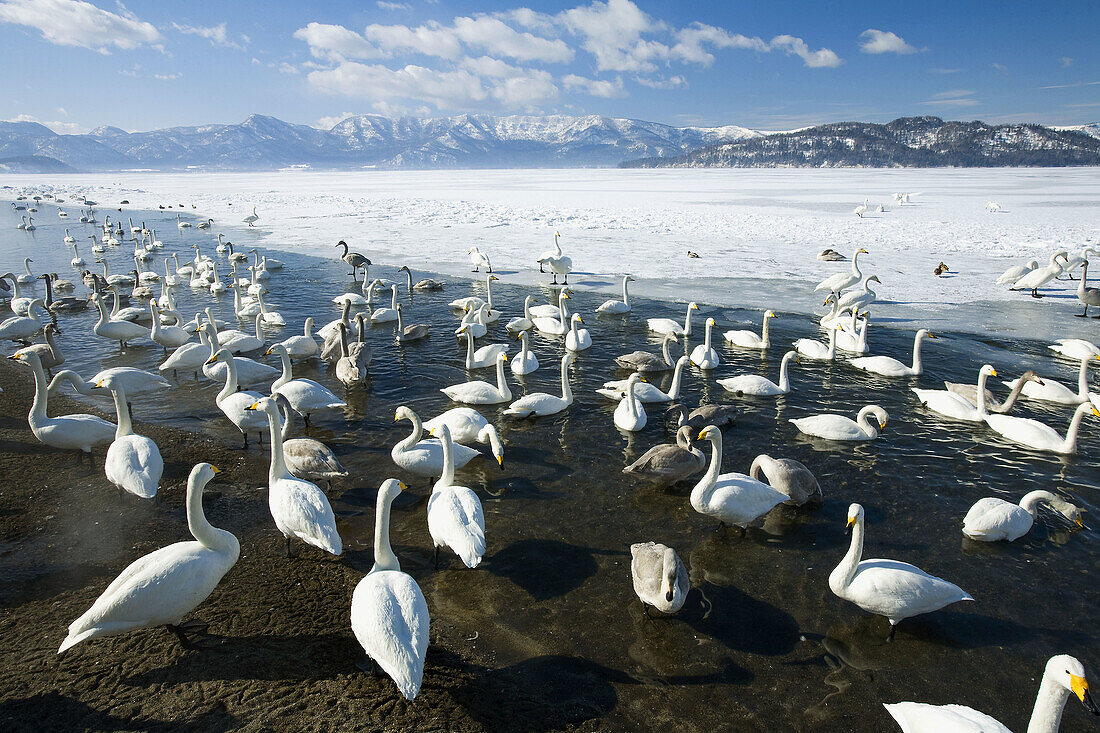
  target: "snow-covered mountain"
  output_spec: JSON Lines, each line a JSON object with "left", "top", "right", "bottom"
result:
{"left": 0, "top": 114, "right": 761, "bottom": 171}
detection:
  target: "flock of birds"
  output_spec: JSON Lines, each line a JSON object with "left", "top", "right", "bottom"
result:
{"left": 1, "top": 189, "right": 1098, "bottom": 731}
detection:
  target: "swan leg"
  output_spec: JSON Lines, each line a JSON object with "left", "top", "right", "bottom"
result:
{"left": 356, "top": 656, "right": 378, "bottom": 675}
{"left": 886, "top": 622, "right": 897, "bottom": 642}
{"left": 1076, "top": 306, "right": 1088, "bottom": 318}
{"left": 539, "top": 263, "right": 545, "bottom": 273}
{"left": 165, "top": 623, "right": 200, "bottom": 650}
{"left": 434, "top": 545, "right": 440, "bottom": 569}
{"left": 282, "top": 536, "right": 299, "bottom": 558}
{"left": 1031, "top": 288, "right": 1043, "bottom": 298}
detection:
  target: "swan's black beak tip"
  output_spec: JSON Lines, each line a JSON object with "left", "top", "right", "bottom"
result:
{"left": 1083, "top": 687, "right": 1099, "bottom": 716}
{"left": 665, "top": 590, "right": 674, "bottom": 603}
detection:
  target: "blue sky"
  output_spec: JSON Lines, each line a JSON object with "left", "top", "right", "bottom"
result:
{"left": 1, "top": 0, "right": 1097, "bottom": 133}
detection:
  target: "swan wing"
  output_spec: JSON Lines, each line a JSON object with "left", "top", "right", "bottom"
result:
{"left": 984, "top": 414, "right": 1061, "bottom": 449}
{"left": 707, "top": 474, "right": 788, "bottom": 524}
{"left": 428, "top": 486, "right": 486, "bottom": 567}
{"left": 105, "top": 435, "right": 162, "bottom": 498}
{"left": 849, "top": 356, "right": 907, "bottom": 376}
{"left": 718, "top": 375, "right": 779, "bottom": 395}
{"left": 848, "top": 559, "right": 971, "bottom": 619}
{"left": 884, "top": 702, "right": 1009, "bottom": 733}
{"left": 911, "top": 389, "right": 981, "bottom": 421}
{"left": 962, "top": 498, "right": 1030, "bottom": 541}
{"left": 351, "top": 570, "right": 429, "bottom": 700}
{"left": 270, "top": 478, "right": 342, "bottom": 555}
{"left": 790, "top": 415, "right": 864, "bottom": 439}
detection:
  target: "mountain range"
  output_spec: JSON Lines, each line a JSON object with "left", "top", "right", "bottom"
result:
{"left": 0, "top": 114, "right": 1097, "bottom": 172}
{"left": 621, "top": 117, "right": 1100, "bottom": 169}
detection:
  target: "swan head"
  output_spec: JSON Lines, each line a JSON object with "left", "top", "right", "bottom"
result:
{"left": 571, "top": 314, "right": 583, "bottom": 324}
{"left": 696, "top": 425, "right": 720, "bottom": 442}
{"left": 845, "top": 503, "right": 864, "bottom": 533}
{"left": 868, "top": 275, "right": 881, "bottom": 284}
{"left": 498, "top": 352, "right": 509, "bottom": 363}
{"left": 916, "top": 329, "right": 934, "bottom": 340}
{"left": 191, "top": 462, "right": 221, "bottom": 488}
{"left": 861, "top": 405, "right": 889, "bottom": 430}
{"left": 399, "top": 265, "right": 409, "bottom": 273}
{"left": 378, "top": 478, "right": 406, "bottom": 503}
{"left": 265, "top": 344, "right": 288, "bottom": 358}
{"left": 858, "top": 248, "right": 868, "bottom": 255}
{"left": 244, "top": 397, "right": 276, "bottom": 413}
{"left": 689, "top": 302, "right": 699, "bottom": 310}
{"left": 979, "top": 364, "right": 998, "bottom": 378}
{"left": 489, "top": 275, "right": 499, "bottom": 282}
{"left": 1045, "top": 655, "right": 1098, "bottom": 714}
{"left": 764, "top": 310, "right": 776, "bottom": 319}
{"left": 394, "top": 406, "right": 415, "bottom": 423}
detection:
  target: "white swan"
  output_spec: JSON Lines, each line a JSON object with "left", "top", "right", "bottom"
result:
{"left": 599, "top": 356, "right": 689, "bottom": 403}
{"left": 615, "top": 332, "right": 678, "bottom": 372}
{"left": 449, "top": 274, "right": 497, "bottom": 312}
{"left": 884, "top": 655, "right": 1097, "bottom": 733}
{"left": 90, "top": 293, "right": 147, "bottom": 348}
{"left": 690, "top": 426, "right": 787, "bottom": 531}
{"left": 207, "top": 348, "right": 271, "bottom": 447}
{"left": 597, "top": 275, "right": 633, "bottom": 313}
{"left": 427, "top": 425, "right": 487, "bottom": 568}
{"left": 963, "top": 490, "right": 1083, "bottom": 542}
{"left": 794, "top": 323, "right": 839, "bottom": 361}
{"left": 460, "top": 326, "right": 509, "bottom": 369}
{"left": 532, "top": 291, "right": 571, "bottom": 336}
{"left": 456, "top": 303, "right": 491, "bottom": 339}
{"left": 391, "top": 406, "right": 485, "bottom": 478}
{"left": 836, "top": 274, "right": 880, "bottom": 313}
{"left": 199, "top": 327, "right": 279, "bottom": 387}
{"left": 648, "top": 302, "right": 699, "bottom": 337}
{"left": 0, "top": 298, "right": 47, "bottom": 342}
{"left": 242, "top": 206, "right": 259, "bottom": 226}
{"left": 99, "top": 382, "right": 162, "bottom": 499}
{"left": 718, "top": 350, "right": 797, "bottom": 397}
{"left": 9, "top": 351, "right": 115, "bottom": 456}
{"left": 724, "top": 310, "right": 776, "bottom": 350}
{"left": 565, "top": 313, "right": 592, "bottom": 352}
{"left": 1011, "top": 251, "right": 1069, "bottom": 297}
{"left": 985, "top": 401, "right": 1099, "bottom": 455}
{"left": 441, "top": 352, "right": 511, "bottom": 404}
{"left": 1003, "top": 353, "right": 1096, "bottom": 405}
{"left": 350, "top": 478, "right": 429, "bottom": 700}
{"left": 278, "top": 318, "right": 319, "bottom": 359}
{"left": 689, "top": 317, "right": 720, "bottom": 369}
{"left": 149, "top": 299, "right": 192, "bottom": 350}
{"left": 815, "top": 248, "right": 867, "bottom": 297}
{"left": 912, "top": 365, "right": 996, "bottom": 421}
{"left": 536, "top": 231, "right": 571, "bottom": 282}
{"left": 247, "top": 397, "right": 342, "bottom": 556}
{"left": 505, "top": 295, "right": 535, "bottom": 333}
{"left": 370, "top": 285, "right": 400, "bottom": 323}
{"left": 58, "top": 463, "right": 238, "bottom": 653}
{"left": 468, "top": 246, "right": 492, "bottom": 273}
{"left": 268, "top": 344, "right": 346, "bottom": 422}
{"left": 613, "top": 373, "right": 647, "bottom": 431}
{"left": 831, "top": 503, "right": 972, "bottom": 639}
{"left": 791, "top": 405, "right": 888, "bottom": 441}
{"left": 510, "top": 330, "right": 539, "bottom": 375}
{"left": 1048, "top": 338, "right": 1099, "bottom": 361}
{"left": 853, "top": 198, "right": 869, "bottom": 218}
{"left": 630, "top": 542, "right": 689, "bottom": 615}
{"left": 420, "top": 408, "right": 503, "bottom": 460}
{"left": 505, "top": 354, "right": 575, "bottom": 417}
{"left": 996, "top": 258, "right": 1039, "bottom": 285}
{"left": 529, "top": 287, "right": 569, "bottom": 318}
{"left": 849, "top": 329, "right": 934, "bottom": 377}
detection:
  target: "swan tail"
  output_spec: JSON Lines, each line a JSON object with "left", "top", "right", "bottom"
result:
{"left": 298, "top": 529, "right": 343, "bottom": 556}
{"left": 58, "top": 628, "right": 97, "bottom": 654}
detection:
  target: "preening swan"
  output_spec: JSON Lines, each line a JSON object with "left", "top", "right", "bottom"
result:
{"left": 275, "top": 394, "right": 348, "bottom": 489}
{"left": 599, "top": 355, "right": 689, "bottom": 403}
{"left": 622, "top": 426, "right": 705, "bottom": 486}
{"left": 963, "top": 490, "right": 1083, "bottom": 542}
{"left": 613, "top": 373, "right": 647, "bottom": 431}
{"left": 100, "top": 382, "right": 162, "bottom": 499}
{"left": 724, "top": 310, "right": 776, "bottom": 350}
{"left": 350, "top": 478, "right": 429, "bottom": 700}
{"left": 615, "top": 332, "right": 678, "bottom": 372}
{"left": 420, "top": 408, "right": 503, "bottom": 460}
{"left": 985, "top": 401, "right": 1099, "bottom": 455}
{"left": 510, "top": 330, "right": 539, "bottom": 375}
{"left": 814, "top": 248, "right": 867, "bottom": 297}
{"left": 884, "top": 654, "right": 1098, "bottom": 733}
{"left": 689, "top": 318, "right": 720, "bottom": 369}
{"left": 831, "top": 503, "right": 972, "bottom": 639}
{"left": 718, "top": 350, "right": 797, "bottom": 397}
{"left": 441, "top": 352, "right": 511, "bottom": 404}
{"left": 630, "top": 542, "right": 689, "bottom": 615}
{"left": 597, "top": 275, "right": 634, "bottom": 313}
{"left": 690, "top": 426, "right": 787, "bottom": 532}
{"left": 58, "top": 463, "right": 238, "bottom": 653}
{"left": 648, "top": 302, "right": 699, "bottom": 337}
{"left": 391, "top": 406, "right": 487, "bottom": 479}
{"left": 427, "top": 425, "right": 487, "bottom": 568}
{"left": 849, "top": 329, "right": 935, "bottom": 377}
{"left": 504, "top": 353, "right": 575, "bottom": 417}
{"left": 749, "top": 454, "right": 822, "bottom": 507}
{"left": 247, "top": 397, "right": 342, "bottom": 556}
{"left": 996, "top": 258, "right": 1039, "bottom": 285}
{"left": 790, "top": 405, "right": 888, "bottom": 441}
{"left": 1003, "top": 353, "right": 1096, "bottom": 405}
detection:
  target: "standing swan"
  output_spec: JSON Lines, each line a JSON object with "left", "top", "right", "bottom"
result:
{"left": 597, "top": 275, "right": 634, "bottom": 313}
{"left": 427, "top": 425, "right": 487, "bottom": 568}
{"left": 100, "top": 382, "right": 162, "bottom": 499}
{"left": 630, "top": 542, "right": 689, "bottom": 615}
{"left": 1011, "top": 251, "right": 1070, "bottom": 298}
{"left": 849, "top": 329, "right": 934, "bottom": 377}
{"left": 58, "top": 463, "right": 239, "bottom": 653}
{"left": 815, "top": 248, "right": 867, "bottom": 298}
{"left": 831, "top": 503, "right": 973, "bottom": 639}
{"left": 690, "top": 426, "right": 787, "bottom": 532}
{"left": 242, "top": 206, "right": 259, "bottom": 226}
{"left": 246, "top": 398, "right": 342, "bottom": 556}
{"left": 350, "top": 478, "right": 429, "bottom": 700}
{"left": 884, "top": 654, "right": 1097, "bottom": 732}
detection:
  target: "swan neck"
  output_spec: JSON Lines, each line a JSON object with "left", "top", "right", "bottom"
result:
{"left": 1019, "top": 490, "right": 1056, "bottom": 516}
{"left": 668, "top": 359, "right": 686, "bottom": 398}
{"left": 372, "top": 486, "right": 400, "bottom": 573}
{"left": 691, "top": 434, "right": 722, "bottom": 508}
{"left": 911, "top": 333, "right": 924, "bottom": 373}
{"left": 111, "top": 386, "right": 132, "bottom": 437}
{"left": 975, "top": 370, "right": 990, "bottom": 415}
{"left": 1026, "top": 672, "right": 1071, "bottom": 733}
{"left": 465, "top": 331, "right": 475, "bottom": 366}
{"left": 274, "top": 350, "right": 292, "bottom": 389}
{"left": 621, "top": 276, "right": 630, "bottom": 306}
{"left": 398, "top": 412, "right": 422, "bottom": 452}
{"left": 1077, "top": 356, "right": 1090, "bottom": 397}
{"left": 27, "top": 357, "right": 49, "bottom": 424}
{"left": 778, "top": 355, "right": 792, "bottom": 392}
{"left": 661, "top": 335, "right": 673, "bottom": 366}
{"left": 1061, "top": 403, "right": 1091, "bottom": 453}
{"left": 436, "top": 428, "right": 456, "bottom": 489}
{"left": 560, "top": 359, "right": 572, "bottom": 401}
{"left": 186, "top": 472, "right": 224, "bottom": 550}
{"left": 831, "top": 519, "right": 864, "bottom": 592}
{"left": 761, "top": 316, "right": 771, "bottom": 345}
{"left": 495, "top": 357, "right": 511, "bottom": 400}
{"left": 857, "top": 409, "right": 879, "bottom": 438}
{"left": 219, "top": 352, "right": 240, "bottom": 398}
{"left": 749, "top": 455, "right": 765, "bottom": 482}
{"left": 264, "top": 404, "right": 289, "bottom": 482}
{"left": 683, "top": 306, "right": 694, "bottom": 335}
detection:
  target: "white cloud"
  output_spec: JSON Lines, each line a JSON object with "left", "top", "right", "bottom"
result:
{"left": 929, "top": 67, "right": 961, "bottom": 74}
{"left": 671, "top": 23, "right": 766, "bottom": 66}
{"left": 294, "top": 22, "right": 383, "bottom": 62}
{"left": 1059, "top": 56, "right": 1073, "bottom": 68}
{"left": 172, "top": 22, "right": 247, "bottom": 51}
{"left": 6, "top": 113, "right": 90, "bottom": 134}
{"left": 770, "top": 35, "right": 842, "bottom": 68}
{"left": 377, "top": 1, "right": 411, "bottom": 9}
{"left": 560, "top": 0, "right": 668, "bottom": 72}
{"left": 858, "top": 29, "right": 917, "bottom": 55}
{"left": 0, "top": 0, "right": 161, "bottom": 53}
{"left": 563, "top": 73, "right": 625, "bottom": 97}
{"left": 315, "top": 112, "right": 357, "bottom": 129}
{"left": 991, "top": 62, "right": 1009, "bottom": 75}
{"left": 635, "top": 74, "right": 685, "bottom": 89}
{"left": 924, "top": 89, "right": 978, "bottom": 107}
{"left": 452, "top": 16, "right": 572, "bottom": 63}
{"left": 306, "top": 61, "right": 489, "bottom": 108}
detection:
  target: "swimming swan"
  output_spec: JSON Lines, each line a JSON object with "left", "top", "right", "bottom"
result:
{"left": 984, "top": 401, "right": 1099, "bottom": 455}
{"left": 623, "top": 425, "right": 705, "bottom": 486}
{"left": 690, "top": 426, "right": 787, "bottom": 531}
{"left": 718, "top": 350, "right": 797, "bottom": 397}
{"left": 962, "top": 490, "right": 1083, "bottom": 542}
{"left": 441, "top": 352, "right": 511, "bottom": 404}
{"left": 790, "top": 405, "right": 888, "bottom": 441}
{"left": 391, "top": 406, "right": 486, "bottom": 478}
{"left": 723, "top": 310, "right": 776, "bottom": 350}
{"left": 912, "top": 365, "right": 996, "bottom": 422}
{"left": 504, "top": 353, "right": 575, "bottom": 417}
{"left": 613, "top": 373, "right": 647, "bottom": 431}
{"left": 615, "top": 332, "right": 678, "bottom": 372}
{"left": 648, "top": 302, "right": 699, "bottom": 337}
{"left": 597, "top": 274, "right": 634, "bottom": 313}
{"left": 849, "top": 329, "right": 934, "bottom": 377}
{"left": 510, "top": 330, "right": 539, "bottom": 375}
{"left": 599, "top": 356, "right": 689, "bottom": 403}
{"left": 267, "top": 344, "right": 347, "bottom": 423}
{"left": 689, "top": 318, "right": 720, "bottom": 369}
{"left": 1003, "top": 353, "right": 1097, "bottom": 405}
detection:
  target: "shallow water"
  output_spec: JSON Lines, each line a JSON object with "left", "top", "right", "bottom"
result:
{"left": 1, "top": 197, "right": 1098, "bottom": 730}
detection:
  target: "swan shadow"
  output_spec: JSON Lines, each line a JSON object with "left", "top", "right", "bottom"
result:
{"left": 487, "top": 538, "right": 598, "bottom": 601}
{"left": 679, "top": 577, "right": 800, "bottom": 657}
{"left": 0, "top": 693, "right": 239, "bottom": 732}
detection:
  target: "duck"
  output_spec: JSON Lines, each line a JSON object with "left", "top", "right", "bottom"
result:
{"left": 615, "top": 332, "right": 678, "bottom": 373}
{"left": 831, "top": 503, "right": 972, "bottom": 640}
{"left": 718, "top": 350, "right": 797, "bottom": 397}
{"left": 848, "top": 329, "right": 935, "bottom": 377}
{"left": 963, "top": 490, "right": 1083, "bottom": 542}
{"left": 599, "top": 356, "right": 689, "bottom": 403}
{"left": 441, "top": 353, "right": 511, "bottom": 404}
{"left": 505, "top": 296, "right": 536, "bottom": 333}
{"left": 273, "top": 394, "right": 348, "bottom": 490}
{"left": 884, "top": 654, "right": 1097, "bottom": 733}
{"left": 426, "top": 425, "right": 487, "bottom": 568}
{"left": 391, "top": 406, "right": 487, "bottom": 478}
{"left": 648, "top": 302, "right": 699, "bottom": 337}
{"left": 58, "top": 463, "right": 238, "bottom": 653}
{"left": 944, "top": 370, "right": 1041, "bottom": 414}
{"left": 460, "top": 325, "right": 509, "bottom": 369}
{"left": 398, "top": 265, "right": 443, "bottom": 291}
{"left": 278, "top": 318, "right": 319, "bottom": 359}
{"left": 267, "top": 344, "right": 347, "bottom": 423}
{"left": 597, "top": 274, "right": 633, "bottom": 313}
{"left": 630, "top": 542, "right": 689, "bottom": 615}
{"left": 790, "top": 405, "right": 888, "bottom": 441}
{"left": 689, "top": 317, "right": 720, "bottom": 369}
{"left": 509, "top": 330, "right": 539, "bottom": 376}
{"left": 912, "top": 365, "right": 997, "bottom": 422}
{"left": 622, "top": 426, "right": 705, "bottom": 486}
{"left": 748, "top": 454, "right": 822, "bottom": 507}
{"left": 350, "top": 478, "right": 429, "bottom": 700}
{"left": 99, "top": 382, "right": 162, "bottom": 499}
{"left": 395, "top": 304, "right": 429, "bottom": 343}
{"left": 613, "top": 373, "right": 648, "bottom": 431}
{"left": 690, "top": 426, "right": 787, "bottom": 532}
{"left": 505, "top": 354, "right": 575, "bottom": 418}
{"left": 1003, "top": 353, "right": 1096, "bottom": 405}
{"left": 723, "top": 310, "right": 776, "bottom": 350}
{"left": 985, "top": 401, "right": 1099, "bottom": 455}
{"left": 246, "top": 398, "right": 342, "bottom": 556}
{"left": 794, "top": 323, "right": 839, "bottom": 361}
{"left": 814, "top": 248, "right": 867, "bottom": 298}
{"left": 564, "top": 313, "right": 592, "bottom": 352}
